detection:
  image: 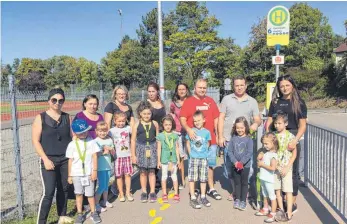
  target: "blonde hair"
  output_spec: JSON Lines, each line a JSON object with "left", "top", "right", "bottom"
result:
{"left": 113, "top": 111, "right": 127, "bottom": 122}
{"left": 96, "top": 121, "right": 108, "bottom": 131}
{"left": 111, "top": 85, "right": 129, "bottom": 102}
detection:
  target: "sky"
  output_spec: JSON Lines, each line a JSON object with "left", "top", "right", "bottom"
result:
{"left": 1, "top": 1, "right": 347, "bottom": 65}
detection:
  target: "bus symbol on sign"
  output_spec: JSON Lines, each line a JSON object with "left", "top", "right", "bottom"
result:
{"left": 272, "top": 56, "right": 284, "bottom": 65}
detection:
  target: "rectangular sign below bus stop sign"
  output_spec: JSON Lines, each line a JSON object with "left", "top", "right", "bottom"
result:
{"left": 267, "top": 6, "right": 290, "bottom": 46}
{"left": 272, "top": 55, "right": 284, "bottom": 64}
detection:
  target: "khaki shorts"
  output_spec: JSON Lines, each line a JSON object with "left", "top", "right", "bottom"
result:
{"left": 274, "top": 169, "right": 293, "bottom": 193}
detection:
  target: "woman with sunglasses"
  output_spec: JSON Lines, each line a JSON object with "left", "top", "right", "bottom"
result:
{"left": 32, "top": 88, "right": 74, "bottom": 224}
{"left": 266, "top": 75, "right": 307, "bottom": 220}
{"left": 74, "top": 94, "right": 104, "bottom": 139}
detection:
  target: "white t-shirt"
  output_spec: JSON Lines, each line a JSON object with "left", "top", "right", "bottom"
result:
{"left": 109, "top": 126, "right": 131, "bottom": 158}
{"left": 259, "top": 151, "right": 277, "bottom": 183}
{"left": 66, "top": 137, "right": 100, "bottom": 176}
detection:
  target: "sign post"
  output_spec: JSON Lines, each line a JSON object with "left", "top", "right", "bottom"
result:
{"left": 267, "top": 5, "right": 290, "bottom": 81}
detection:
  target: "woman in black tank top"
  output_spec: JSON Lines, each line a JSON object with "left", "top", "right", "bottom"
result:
{"left": 146, "top": 82, "right": 166, "bottom": 189}
{"left": 32, "top": 88, "right": 73, "bottom": 224}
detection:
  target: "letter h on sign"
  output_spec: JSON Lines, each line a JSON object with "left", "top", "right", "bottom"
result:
{"left": 275, "top": 11, "right": 283, "bottom": 23}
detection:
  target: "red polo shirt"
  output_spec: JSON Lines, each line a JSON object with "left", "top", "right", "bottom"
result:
{"left": 180, "top": 95, "right": 219, "bottom": 145}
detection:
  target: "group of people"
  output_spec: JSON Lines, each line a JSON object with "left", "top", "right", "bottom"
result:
{"left": 33, "top": 75, "right": 307, "bottom": 224}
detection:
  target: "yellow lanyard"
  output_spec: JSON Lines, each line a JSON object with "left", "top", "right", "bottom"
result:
{"left": 142, "top": 122, "right": 152, "bottom": 145}
{"left": 75, "top": 140, "right": 87, "bottom": 175}
{"left": 164, "top": 131, "right": 174, "bottom": 159}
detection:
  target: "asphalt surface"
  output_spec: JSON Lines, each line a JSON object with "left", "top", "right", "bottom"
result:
{"left": 82, "top": 158, "right": 342, "bottom": 224}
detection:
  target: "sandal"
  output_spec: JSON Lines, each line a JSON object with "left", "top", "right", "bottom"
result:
{"left": 207, "top": 190, "right": 222, "bottom": 200}
{"left": 162, "top": 194, "right": 168, "bottom": 203}
{"left": 173, "top": 194, "right": 180, "bottom": 203}
{"left": 227, "top": 194, "right": 234, "bottom": 201}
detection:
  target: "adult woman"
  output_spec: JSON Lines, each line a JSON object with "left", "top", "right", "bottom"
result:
{"left": 74, "top": 94, "right": 103, "bottom": 139}
{"left": 33, "top": 88, "right": 74, "bottom": 224}
{"left": 104, "top": 85, "right": 135, "bottom": 129}
{"left": 147, "top": 82, "right": 166, "bottom": 188}
{"left": 266, "top": 75, "right": 307, "bottom": 215}
{"left": 170, "top": 83, "right": 190, "bottom": 189}
{"left": 104, "top": 85, "right": 135, "bottom": 195}
{"left": 147, "top": 82, "right": 166, "bottom": 130}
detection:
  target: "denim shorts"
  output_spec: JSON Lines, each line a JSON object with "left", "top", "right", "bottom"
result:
{"left": 207, "top": 144, "right": 218, "bottom": 167}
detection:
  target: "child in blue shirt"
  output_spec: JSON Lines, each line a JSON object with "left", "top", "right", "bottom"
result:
{"left": 186, "top": 111, "right": 211, "bottom": 209}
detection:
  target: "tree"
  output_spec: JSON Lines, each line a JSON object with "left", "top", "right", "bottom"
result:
{"left": 44, "top": 56, "right": 78, "bottom": 88}
{"left": 15, "top": 58, "right": 47, "bottom": 92}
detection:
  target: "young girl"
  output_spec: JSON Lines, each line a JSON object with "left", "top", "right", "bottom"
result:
{"left": 109, "top": 111, "right": 134, "bottom": 202}
{"left": 66, "top": 119, "right": 101, "bottom": 224}
{"left": 131, "top": 101, "right": 159, "bottom": 203}
{"left": 94, "top": 121, "right": 115, "bottom": 212}
{"left": 255, "top": 133, "right": 278, "bottom": 223}
{"left": 157, "top": 115, "right": 181, "bottom": 203}
{"left": 227, "top": 116, "right": 253, "bottom": 211}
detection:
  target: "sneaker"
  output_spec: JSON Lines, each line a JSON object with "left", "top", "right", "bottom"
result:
{"left": 75, "top": 213, "right": 85, "bottom": 224}
{"left": 207, "top": 189, "right": 222, "bottom": 200}
{"left": 239, "top": 201, "right": 247, "bottom": 211}
{"left": 149, "top": 193, "right": 157, "bottom": 203}
{"left": 233, "top": 199, "right": 240, "bottom": 209}
{"left": 275, "top": 209, "right": 287, "bottom": 222}
{"left": 96, "top": 204, "right": 107, "bottom": 213}
{"left": 119, "top": 195, "right": 126, "bottom": 202}
{"left": 140, "top": 192, "right": 148, "bottom": 203}
{"left": 264, "top": 213, "right": 276, "bottom": 223}
{"left": 200, "top": 196, "right": 211, "bottom": 207}
{"left": 255, "top": 208, "right": 269, "bottom": 216}
{"left": 162, "top": 194, "right": 168, "bottom": 203}
{"left": 190, "top": 198, "right": 202, "bottom": 209}
{"left": 292, "top": 204, "right": 298, "bottom": 214}
{"left": 249, "top": 199, "right": 258, "bottom": 210}
{"left": 179, "top": 184, "right": 184, "bottom": 190}
{"left": 105, "top": 201, "right": 113, "bottom": 208}
{"left": 90, "top": 212, "right": 102, "bottom": 224}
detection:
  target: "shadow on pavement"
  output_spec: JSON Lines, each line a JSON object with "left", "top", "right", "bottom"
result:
{"left": 299, "top": 185, "right": 340, "bottom": 224}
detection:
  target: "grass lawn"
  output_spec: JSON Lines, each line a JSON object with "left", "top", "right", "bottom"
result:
{"left": 3, "top": 200, "right": 77, "bottom": 224}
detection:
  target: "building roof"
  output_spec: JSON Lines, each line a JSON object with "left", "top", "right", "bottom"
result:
{"left": 334, "top": 43, "right": 347, "bottom": 53}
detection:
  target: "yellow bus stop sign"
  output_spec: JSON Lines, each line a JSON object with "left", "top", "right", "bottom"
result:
{"left": 267, "top": 6, "right": 290, "bottom": 46}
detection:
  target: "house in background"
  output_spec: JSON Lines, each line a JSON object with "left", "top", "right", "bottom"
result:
{"left": 334, "top": 42, "right": 347, "bottom": 64}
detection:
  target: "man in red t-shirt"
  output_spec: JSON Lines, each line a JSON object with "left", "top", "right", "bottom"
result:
{"left": 180, "top": 79, "right": 222, "bottom": 202}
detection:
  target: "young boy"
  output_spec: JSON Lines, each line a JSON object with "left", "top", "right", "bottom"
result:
{"left": 66, "top": 119, "right": 102, "bottom": 224}
{"left": 186, "top": 111, "right": 212, "bottom": 209}
{"left": 273, "top": 111, "right": 297, "bottom": 222}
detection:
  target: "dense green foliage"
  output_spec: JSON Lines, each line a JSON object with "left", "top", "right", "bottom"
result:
{"left": 1, "top": 2, "right": 346, "bottom": 100}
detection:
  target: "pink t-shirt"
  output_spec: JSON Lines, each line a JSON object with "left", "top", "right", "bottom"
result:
{"left": 170, "top": 101, "right": 183, "bottom": 133}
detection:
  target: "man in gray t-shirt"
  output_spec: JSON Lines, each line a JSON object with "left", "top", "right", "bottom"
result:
{"left": 217, "top": 75, "right": 261, "bottom": 208}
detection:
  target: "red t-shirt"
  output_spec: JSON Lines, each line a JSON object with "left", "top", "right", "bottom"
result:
{"left": 180, "top": 95, "right": 219, "bottom": 145}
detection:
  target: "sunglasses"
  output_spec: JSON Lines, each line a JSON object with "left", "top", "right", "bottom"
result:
{"left": 51, "top": 98, "right": 65, "bottom": 105}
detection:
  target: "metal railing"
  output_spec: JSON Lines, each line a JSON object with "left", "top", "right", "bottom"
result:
{"left": 304, "top": 123, "right": 347, "bottom": 222}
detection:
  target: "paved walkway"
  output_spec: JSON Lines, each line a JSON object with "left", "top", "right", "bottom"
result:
{"left": 84, "top": 158, "right": 341, "bottom": 224}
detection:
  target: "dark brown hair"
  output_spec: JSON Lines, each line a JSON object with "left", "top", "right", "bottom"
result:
{"left": 82, "top": 94, "right": 99, "bottom": 110}
{"left": 136, "top": 101, "right": 152, "bottom": 119}
{"left": 231, "top": 116, "right": 250, "bottom": 136}
{"left": 274, "top": 74, "right": 303, "bottom": 122}
{"left": 161, "top": 114, "right": 176, "bottom": 131}
{"left": 172, "top": 83, "right": 191, "bottom": 102}
{"left": 147, "top": 81, "right": 164, "bottom": 107}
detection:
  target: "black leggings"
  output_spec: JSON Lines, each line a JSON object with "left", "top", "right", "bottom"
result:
{"left": 231, "top": 167, "right": 250, "bottom": 202}
{"left": 288, "top": 129, "right": 301, "bottom": 197}
{"left": 37, "top": 156, "right": 69, "bottom": 224}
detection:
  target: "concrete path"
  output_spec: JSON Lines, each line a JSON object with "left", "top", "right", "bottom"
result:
{"left": 83, "top": 158, "right": 342, "bottom": 224}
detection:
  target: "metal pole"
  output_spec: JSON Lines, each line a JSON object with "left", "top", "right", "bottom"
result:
{"left": 275, "top": 44, "right": 281, "bottom": 81}
{"left": 98, "top": 66, "right": 104, "bottom": 114}
{"left": 8, "top": 74, "right": 24, "bottom": 220}
{"left": 158, "top": 0, "right": 165, "bottom": 100}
